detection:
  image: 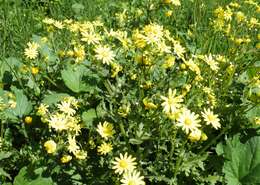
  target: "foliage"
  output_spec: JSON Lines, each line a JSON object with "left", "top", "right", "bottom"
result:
{"left": 0, "top": 0, "right": 259, "bottom": 184}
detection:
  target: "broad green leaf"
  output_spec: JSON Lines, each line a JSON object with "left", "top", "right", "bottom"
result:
{"left": 42, "top": 92, "right": 70, "bottom": 106}
{"left": 82, "top": 109, "right": 97, "bottom": 128}
{"left": 11, "top": 87, "right": 32, "bottom": 117}
{"left": 13, "top": 167, "right": 53, "bottom": 185}
{"left": 61, "top": 65, "right": 88, "bottom": 93}
{"left": 222, "top": 135, "right": 260, "bottom": 185}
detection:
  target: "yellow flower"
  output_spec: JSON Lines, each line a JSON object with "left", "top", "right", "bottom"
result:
{"left": 43, "top": 18, "right": 55, "bottom": 24}
{"left": 67, "top": 135, "right": 79, "bottom": 154}
{"left": 74, "top": 45, "right": 85, "bottom": 63}
{"left": 162, "top": 56, "right": 175, "bottom": 69}
{"left": 37, "top": 103, "right": 49, "bottom": 116}
{"left": 165, "top": 10, "right": 173, "bottom": 17}
{"left": 121, "top": 170, "right": 145, "bottom": 185}
{"left": 111, "top": 62, "right": 123, "bottom": 78}
{"left": 188, "top": 129, "right": 202, "bottom": 142}
{"left": 81, "top": 31, "right": 101, "bottom": 45}
{"left": 204, "top": 54, "right": 219, "bottom": 71}
{"left": 53, "top": 20, "right": 64, "bottom": 29}
{"left": 97, "top": 121, "right": 115, "bottom": 140}
{"left": 112, "top": 152, "right": 137, "bottom": 174}
{"left": 201, "top": 108, "right": 221, "bottom": 130}
{"left": 143, "top": 23, "right": 164, "bottom": 44}
{"left": 24, "top": 42, "right": 39, "bottom": 59}
{"left": 161, "top": 88, "right": 183, "bottom": 114}
{"left": 74, "top": 150, "right": 87, "bottom": 160}
{"left": 164, "top": 0, "right": 181, "bottom": 6}
{"left": 57, "top": 101, "right": 76, "bottom": 116}
{"left": 176, "top": 108, "right": 201, "bottom": 134}
{"left": 97, "top": 142, "right": 113, "bottom": 155}
{"left": 61, "top": 155, "right": 72, "bottom": 163}
{"left": 143, "top": 98, "right": 157, "bottom": 110}
{"left": 44, "top": 140, "right": 57, "bottom": 154}
{"left": 24, "top": 116, "right": 33, "bottom": 125}
{"left": 173, "top": 41, "right": 185, "bottom": 58}
{"left": 31, "top": 67, "right": 39, "bottom": 75}
{"left": 48, "top": 113, "right": 68, "bottom": 131}
{"left": 236, "top": 11, "right": 246, "bottom": 23}
{"left": 94, "top": 45, "right": 115, "bottom": 65}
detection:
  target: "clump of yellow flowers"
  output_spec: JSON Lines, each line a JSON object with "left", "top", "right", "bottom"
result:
{"left": 40, "top": 96, "right": 87, "bottom": 160}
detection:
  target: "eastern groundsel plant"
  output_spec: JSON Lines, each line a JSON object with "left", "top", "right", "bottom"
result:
{"left": 0, "top": 0, "right": 259, "bottom": 185}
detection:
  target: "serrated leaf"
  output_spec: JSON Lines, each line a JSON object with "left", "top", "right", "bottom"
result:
{"left": 11, "top": 87, "right": 32, "bottom": 117}
{"left": 222, "top": 135, "right": 260, "bottom": 185}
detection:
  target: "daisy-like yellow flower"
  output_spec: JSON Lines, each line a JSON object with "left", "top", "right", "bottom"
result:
{"left": 204, "top": 54, "right": 219, "bottom": 71}
{"left": 37, "top": 103, "right": 49, "bottom": 116}
{"left": 201, "top": 108, "right": 221, "bottom": 130}
{"left": 112, "top": 152, "right": 137, "bottom": 174}
{"left": 173, "top": 41, "right": 185, "bottom": 58}
{"left": 44, "top": 140, "right": 57, "bottom": 154}
{"left": 81, "top": 31, "right": 102, "bottom": 45}
{"left": 57, "top": 101, "right": 76, "bottom": 116}
{"left": 161, "top": 88, "right": 183, "bottom": 114}
{"left": 94, "top": 45, "right": 115, "bottom": 65}
{"left": 61, "top": 155, "right": 72, "bottom": 163}
{"left": 74, "top": 150, "right": 87, "bottom": 160}
{"left": 96, "top": 121, "right": 115, "bottom": 140}
{"left": 121, "top": 170, "right": 145, "bottom": 185}
{"left": 176, "top": 108, "right": 201, "bottom": 134}
{"left": 97, "top": 142, "right": 113, "bottom": 155}
{"left": 67, "top": 135, "right": 79, "bottom": 154}
{"left": 48, "top": 113, "right": 68, "bottom": 131}
{"left": 24, "top": 42, "right": 40, "bottom": 59}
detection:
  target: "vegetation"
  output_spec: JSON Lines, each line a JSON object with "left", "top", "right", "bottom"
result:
{"left": 0, "top": 0, "right": 259, "bottom": 184}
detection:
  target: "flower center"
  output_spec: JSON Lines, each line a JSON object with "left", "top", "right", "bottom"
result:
{"left": 119, "top": 160, "right": 128, "bottom": 169}
{"left": 184, "top": 118, "right": 192, "bottom": 126}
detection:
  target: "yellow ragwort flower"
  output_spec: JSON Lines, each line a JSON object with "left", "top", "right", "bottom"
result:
{"left": 44, "top": 140, "right": 57, "bottom": 154}
{"left": 112, "top": 152, "right": 137, "bottom": 174}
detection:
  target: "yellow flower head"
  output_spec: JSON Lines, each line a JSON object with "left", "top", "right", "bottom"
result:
{"left": 112, "top": 152, "right": 137, "bottom": 174}
{"left": 97, "top": 121, "right": 115, "bottom": 140}
{"left": 121, "top": 170, "right": 145, "bottom": 185}
{"left": 176, "top": 108, "right": 201, "bottom": 134}
{"left": 74, "top": 150, "right": 87, "bottom": 160}
{"left": 94, "top": 45, "right": 115, "bottom": 65}
{"left": 161, "top": 88, "right": 183, "bottom": 114}
{"left": 24, "top": 42, "right": 40, "bottom": 60}
{"left": 61, "top": 155, "right": 72, "bottom": 163}
{"left": 188, "top": 129, "right": 202, "bottom": 142}
{"left": 37, "top": 103, "right": 49, "bottom": 116}
{"left": 97, "top": 142, "right": 113, "bottom": 155}
{"left": 201, "top": 108, "right": 221, "bottom": 130}
{"left": 57, "top": 101, "right": 76, "bottom": 116}
{"left": 44, "top": 140, "right": 57, "bottom": 154}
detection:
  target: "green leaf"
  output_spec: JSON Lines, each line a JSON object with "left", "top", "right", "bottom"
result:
{"left": 72, "top": 3, "right": 85, "bottom": 14}
{"left": 0, "top": 151, "right": 12, "bottom": 161}
{"left": 82, "top": 109, "right": 97, "bottom": 128}
{"left": 61, "top": 65, "right": 88, "bottom": 93}
{"left": 13, "top": 167, "right": 53, "bottom": 185}
{"left": 222, "top": 135, "right": 260, "bottom": 185}
{"left": 11, "top": 87, "right": 32, "bottom": 117}
{"left": 42, "top": 92, "right": 70, "bottom": 106}
{"left": 0, "top": 168, "right": 11, "bottom": 179}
